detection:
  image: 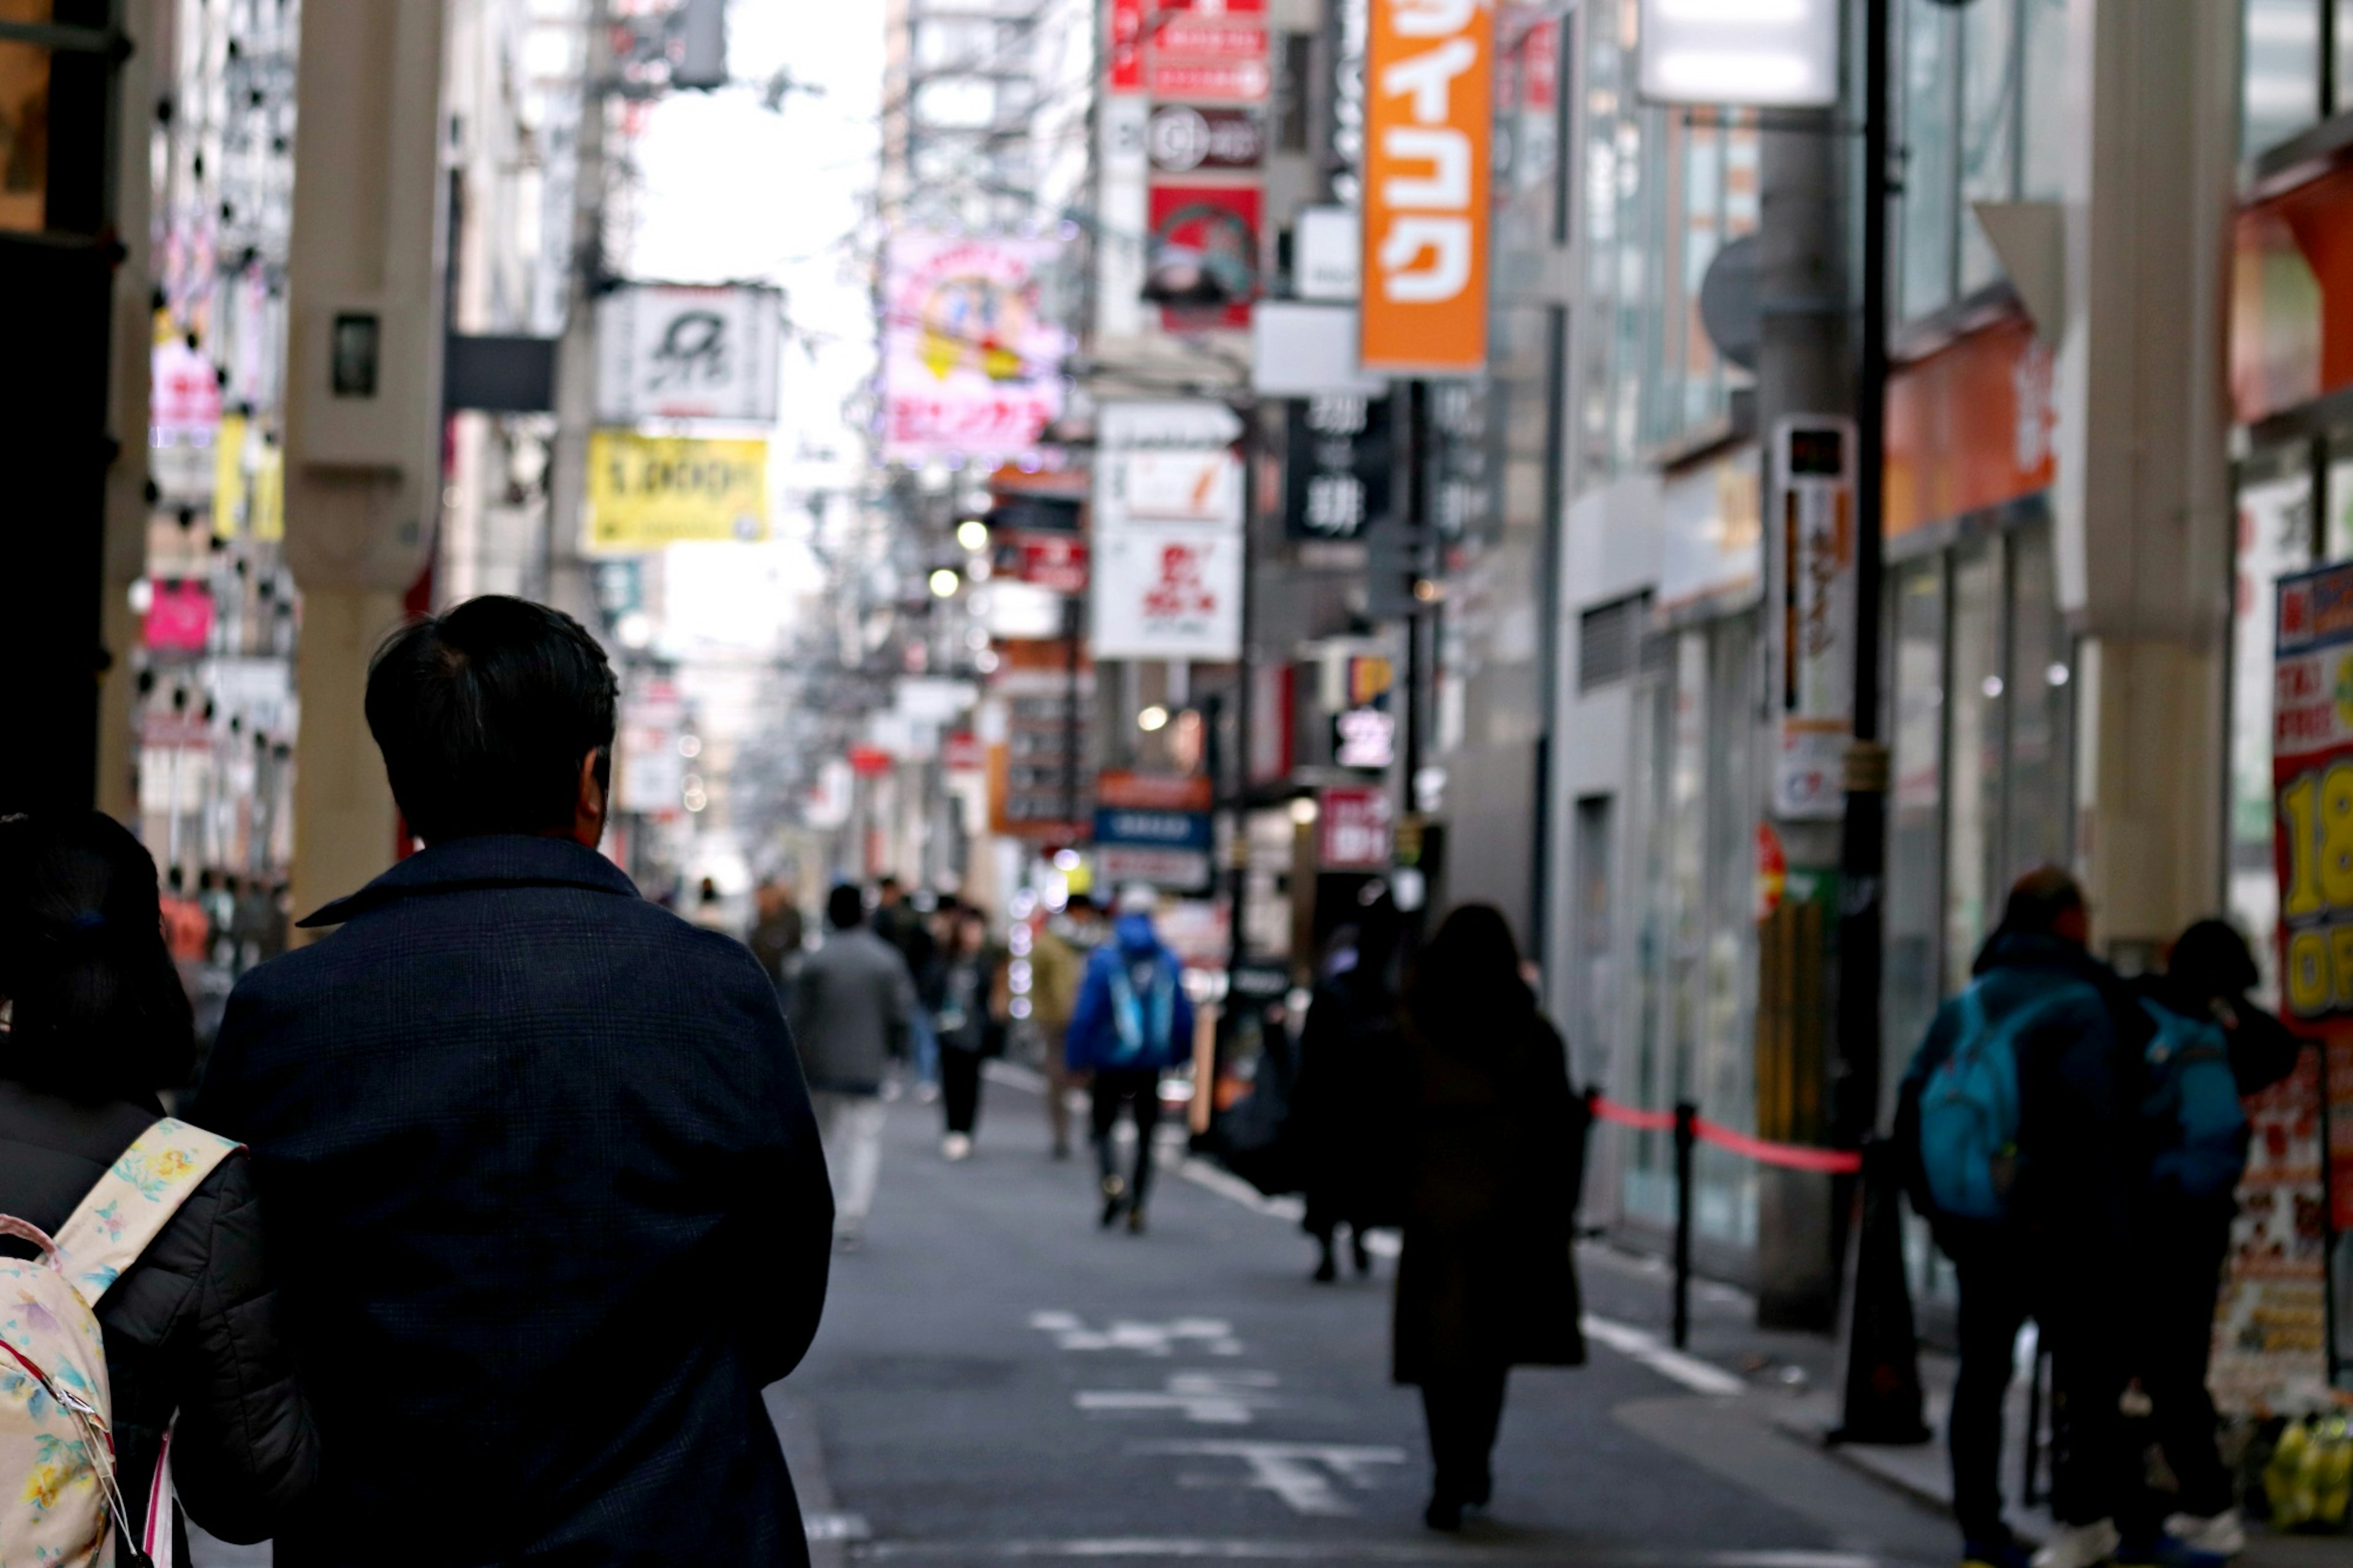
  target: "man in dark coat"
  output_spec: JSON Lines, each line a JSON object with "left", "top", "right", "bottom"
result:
{"left": 195, "top": 596, "right": 833, "bottom": 1568}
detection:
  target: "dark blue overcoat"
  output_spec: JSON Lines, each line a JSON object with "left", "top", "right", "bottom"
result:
{"left": 195, "top": 834, "right": 833, "bottom": 1567}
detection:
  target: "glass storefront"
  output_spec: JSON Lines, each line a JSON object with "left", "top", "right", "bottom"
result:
{"left": 1622, "top": 613, "right": 1761, "bottom": 1248}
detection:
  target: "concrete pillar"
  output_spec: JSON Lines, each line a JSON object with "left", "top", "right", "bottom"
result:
{"left": 2054, "top": 0, "right": 2238, "bottom": 955}
{"left": 281, "top": 0, "right": 450, "bottom": 922}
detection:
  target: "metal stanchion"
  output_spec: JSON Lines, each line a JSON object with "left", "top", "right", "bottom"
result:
{"left": 1673, "top": 1100, "right": 1697, "bottom": 1350}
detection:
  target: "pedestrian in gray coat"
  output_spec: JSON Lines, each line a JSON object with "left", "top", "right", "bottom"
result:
{"left": 794, "top": 884, "right": 920, "bottom": 1246}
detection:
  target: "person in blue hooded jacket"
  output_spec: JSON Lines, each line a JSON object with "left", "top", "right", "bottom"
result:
{"left": 1066, "top": 885, "right": 1195, "bottom": 1232}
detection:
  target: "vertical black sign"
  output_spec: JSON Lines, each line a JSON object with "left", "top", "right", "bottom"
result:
{"left": 1283, "top": 393, "right": 1393, "bottom": 542}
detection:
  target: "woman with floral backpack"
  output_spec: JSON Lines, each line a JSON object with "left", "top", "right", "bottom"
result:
{"left": 0, "top": 812, "right": 316, "bottom": 1564}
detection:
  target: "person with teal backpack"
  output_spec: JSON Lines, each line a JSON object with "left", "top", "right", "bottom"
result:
{"left": 2115, "top": 922, "right": 2302, "bottom": 1568}
{"left": 1065, "top": 887, "right": 1195, "bottom": 1232}
{"left": 1894, "top": 868, "right": 2150, "bottom": 1568}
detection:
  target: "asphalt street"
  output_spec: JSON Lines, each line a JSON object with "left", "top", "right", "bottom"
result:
{"left": 778, "top": 1068, "right": 1954, "bottom": 1568}
{"left": 189, "top": 1067, "right": 1955, "bottom": 1567}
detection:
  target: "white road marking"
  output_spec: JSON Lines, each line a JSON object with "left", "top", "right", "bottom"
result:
{"left": 1580, "top": 1314, "right": 1748, "bottom": 1397}
{"left": 1176, "top": 1158, "right": 1306, "bottom": 1222}
{"left": 1135, "top": 1441, "right": 1408, "bottom": 1517}
{"left": 801, "top": 1511, "right": 870, "bottom": 1542}
{"left": 1076, "top": 1371, "right": 1281, "bottom": 1425}
{"left": 1030, "top": 1311, "right": 1246, "bottom": 1357}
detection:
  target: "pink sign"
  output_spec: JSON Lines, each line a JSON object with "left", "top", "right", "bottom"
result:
{"left": 143, "top": 581, "right": 214, "bottom": 654}
{"left": 1317, "top": 786, "right": 1393, "bottom": 871}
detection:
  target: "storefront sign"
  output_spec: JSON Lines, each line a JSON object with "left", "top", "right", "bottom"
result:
{"left": 594, "top": 283, "right": 783, "bottom": 424}
{"left": 616, "top": 687, "right": 684, "bottom": 816}
{"left": 1360, "top": 0, "right": 1492, "bottom": 374}
{"left": 998, "top": 532, "right": 1090, "bottom": 594}
{"left": 1092, "top": 403, "right": 1246, "bottom": 661}
{"left": 1148, "top": 183, "right": 1262, "bottom": 330}
{"left": 1095, "top": 773, "right": 1214, "bottom": 891}
{"left": 1284, "top": 394, "right": 1393, "bottom": 541}
{"left": 143, "top": 581, "right": 214, "bottom": 656}
{"left": 1769, "top": 417, "right": 1856, "bottom": 821}
{"left": 988, "top": 670, "right": 1096, "bottom": 841}
{"left": 1318, "top": 786, "right": 1393, "bottom": 870}
{"left": 1637, "top": 0, "right": 1838, "bottom": 108}
{"left": 1885, "top": 312, "right": 2055, "bottom": 539}
{"left": 586, "top": 431, "right": 768, "bottom": 549}
{"left": 1147, "top": 105, "right": 1265, "bottom": 173}
{"left": 1108, "top": 0, "right": 1147, "bottom": 92}
{"left": 882, "top": 234, "right": 1068, "bottom": 463}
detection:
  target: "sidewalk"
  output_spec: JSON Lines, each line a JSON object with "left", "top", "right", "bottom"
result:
{"left": 1566, "top": 1242, "right": 2343, "bottom": 1568}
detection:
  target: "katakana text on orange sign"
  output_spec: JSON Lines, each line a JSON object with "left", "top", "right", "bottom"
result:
{"left": 1361, "top": 0, "right": 1492, "bottom": 375}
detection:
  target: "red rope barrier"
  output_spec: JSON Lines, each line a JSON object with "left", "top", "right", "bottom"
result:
{"left": 1588, "top": 1096, "right": 1677, "bottom": 1133}
{"left": 1588, "top": 1096, "right": 1862, "bottom": 1174}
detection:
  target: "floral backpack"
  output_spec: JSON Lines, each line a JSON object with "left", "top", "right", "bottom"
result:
{"left": 0, "top": 1118, "right": 240, "bottom": 1568}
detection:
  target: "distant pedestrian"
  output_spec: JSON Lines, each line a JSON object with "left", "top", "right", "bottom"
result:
{"left": 1895, "top": 867, "right": 2148, "bottom": 1568}
{"left": 936, "top": 905, "right": 1007, "bottom": 1160}
{"left": 690, "top": 873, "right": 734, "bottom": 933}
{"left": 1028, "top": 893, "right": 1099, "bottom": 1159}
{"left": 195, "top": 596, "right": 833, "bottom": 1567}
{"left": 749, "top": 876, "right": 808, "bottom": 1011}
{"left": 0, "top": 811, "right": 319, "bottom": 1557}
{"left": 1067, "top": 887, "right": 1195, "bottom": 1233}
{"left": 1392, "top": 904, "right": 1586, "bottom": 1533}
{"left": 794, "top": 883, "right": 920, "bottom": 1248}
{"left": 876, "top": 876, "right": 941, "bottom": 1100}
{"left": 2118, "top": 921, "right": 2301, "bottom": 1565}
{"left": 1292, "top": 888, "right": 1411, "bottom": 1282}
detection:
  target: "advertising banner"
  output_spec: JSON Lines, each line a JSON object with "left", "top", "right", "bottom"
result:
{"left": 1768, "top": 417, "right": 1857, "bottom": 821}
{"left": 2260, "top": 559, "right": 2353, "bottom": 1403}
{"left": 1147, "top": 105, "right": 1266, "bottom": 173}
{"left": 1360, "top": 0, "right": 1492, "bottom": 374}
{"left": 988, "top": 670, "right": 1096, "bottom": 841}
{"left": 586, "top": 431, "right": 769, "bottom": 550}
{"left": 595, "top": 283, "right": 783, "bottom": 424}
{"left": 882, "top": 235, "right": 1067, "bottom": 463}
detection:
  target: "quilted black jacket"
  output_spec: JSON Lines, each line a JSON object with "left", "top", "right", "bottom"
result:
{"left": 0, "top": 1080, "right": 320, "bottom": 1548}
{"left": 194, "top": 834, "right": 833, "bottom": 1567}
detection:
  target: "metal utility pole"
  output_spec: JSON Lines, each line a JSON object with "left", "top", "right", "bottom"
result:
{"left": 1752, "top": 69, "right": 1851, "bottom": 1332}
{"left": 544, "top": 0, "right": 613, "bottom": 624}
{"left": 1835, "top": 0, "right": 1892, "bottom": 1153}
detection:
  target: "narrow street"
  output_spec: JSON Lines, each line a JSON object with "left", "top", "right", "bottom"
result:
{"left": 776, "top": 1072, "right": 1952, "bottom": 1567}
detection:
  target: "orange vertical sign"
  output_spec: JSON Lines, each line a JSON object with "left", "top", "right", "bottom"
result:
{"left": 1360, "top": 0, "right": 1493, "bottom": 374}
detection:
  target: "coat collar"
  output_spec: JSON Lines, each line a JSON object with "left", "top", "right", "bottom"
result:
{"left": 299, "top": 834, "right": 641, "bottom": 928}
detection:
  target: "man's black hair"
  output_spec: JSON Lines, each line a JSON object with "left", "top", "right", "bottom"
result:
{"left": 365, "top": 596, "right": 618, "bottom": 844}
{"left": 827, "top": 884, "right": 866, "bottom": 930}
{"left": 2000, "top": 865, "right": 2086, "bottom": 939}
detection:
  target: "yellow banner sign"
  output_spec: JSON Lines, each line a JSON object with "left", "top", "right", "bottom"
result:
{"left": 586, "top": 431, "right": 769, "bottom": 550}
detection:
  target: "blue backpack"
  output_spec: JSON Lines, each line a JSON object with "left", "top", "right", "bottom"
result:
{"left": 2138, "top": 998, "right": 2248, "bottom": 1201}
{"left": 1107, "top": 952, "right": 1177, "bottom": 1068}
{"left": 1915, "top": 982, "right": 2083, "bottom": 1221}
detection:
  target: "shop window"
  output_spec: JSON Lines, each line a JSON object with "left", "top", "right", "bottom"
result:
{"left": 2003, "top": 525, "right": 2072, "bottom": 879}
{"left": 2245, "top": 0, "right": 2324, "bottom": 159}
{"left": 1883, "top": 559, "right": 1947, "bottom": 1116}
{"left": 1898, "top": 0, "right": 1962, "bottom": 322}
{"left": 1957, "top": 0, "right": 2020, "bottom": 297}
{"left": 2229, "top": 460, "right": 2317, "bottom": 1004}
{"left": 2018, "top": 0, "right": 2067, "bottom": 201}
{"left": 1578, "top": 593, "right": 1646, "bottom": 691}
{"left": 1944, "top": 542, "right": 2005, "bottom": 985}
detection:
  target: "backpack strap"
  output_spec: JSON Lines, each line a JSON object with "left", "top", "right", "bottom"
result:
{"left": 54, "top": 1117, "right": 241, "bottom": 1307}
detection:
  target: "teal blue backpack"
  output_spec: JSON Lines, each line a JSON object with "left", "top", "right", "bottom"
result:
{"left": 2137, "top": 998, "right": 2248, "bottom": 1201}
{"left": 1915, "top": 983, "right": 2083, "bottom": 1221}
{"left": 1107, "top": 953, "right": 1177, "bottom": 1068}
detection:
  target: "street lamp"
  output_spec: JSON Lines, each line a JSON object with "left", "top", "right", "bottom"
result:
{"left": 955, "top": 518, "right": 990, "bottom": 553}
{"left": 927, "top": 567, "right": 961, "bottom": 599}
{"left": 1137, "top": 704, "right": 1170, "bottom": 733}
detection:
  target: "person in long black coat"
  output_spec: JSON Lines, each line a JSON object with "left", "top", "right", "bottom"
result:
{"left": 0, "top": 811, "right": 319, "bottom": 1555}
{"left": 1393, "top": 904, "right": 1588, "bottom": 1532}
{"left": 193, "top": 597, "right": 834, "bottom": 1568}
{"left": 1291, "top": 893, "right": 1411, "bottom": 1281}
